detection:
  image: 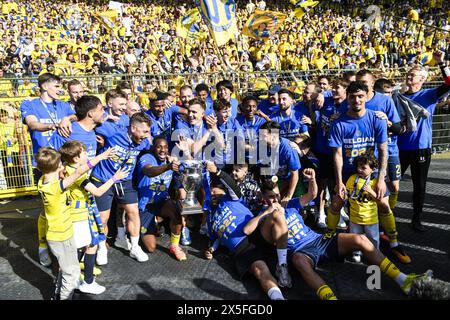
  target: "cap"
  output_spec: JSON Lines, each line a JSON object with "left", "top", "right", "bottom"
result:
{"left": 268, "top": 84, "right": 281, "bottom": 95}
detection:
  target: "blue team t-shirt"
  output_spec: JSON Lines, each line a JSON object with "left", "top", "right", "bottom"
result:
{"left": 270, "top": 109, "right": 309, "bottom": 140}
{"left": 314, "top": 98, "right": 347, "bottom": 155}
{"left": 236, "top": 115, "right": 267, "bottom": 144}
{"left": 397, "top": 88, "right": 440, "bottom": 150}
{"left": 207, "top": 194, "right": 254, "bottom": 254}
{"left": 284, "top": 199, "right": 322, "bottom": 254}
{"left": 136, "top": 153, "right": 172, "bottom": 212}
{"left": 146, "top": 105, "right": 179, "bottom": 139}
{"left": 341, "top": 92, "right": 401, "bottom": 157}
{"left": 48, "top": 122, "right": 98, "bottom": 160}
{"left": 92, "top": 123, "right": 151, "bottom": 183}
{"left": 259, "top": 137, "right": 301, "bottom": 179}
{"left": 20, "top": 98, "right": 74, "bottom": 164}
{"left": 215, "top": 118, "right": 245, "bottom": 166}
{"left": 329, "top": 109, "right": 388, "bottom": 174}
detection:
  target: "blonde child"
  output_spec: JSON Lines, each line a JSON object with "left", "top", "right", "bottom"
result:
{"left": 59, "top": 140, "right": 128, "bottom": 295}
{"left": 35, "top": 146, "right": 115, "bottom": 300}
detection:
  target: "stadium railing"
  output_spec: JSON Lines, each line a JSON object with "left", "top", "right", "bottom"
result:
{"left": 0, "top": 70, "right": 447, "bottom": 199}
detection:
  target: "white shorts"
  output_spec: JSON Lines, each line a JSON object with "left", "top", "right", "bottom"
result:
{"left": 72, "top": 220, "right": 92, "bottom": 249}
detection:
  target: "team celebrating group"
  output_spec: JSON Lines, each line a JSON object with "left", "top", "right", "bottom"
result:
{"left": 21, "top": 46, "right": 449, "bottom": 300}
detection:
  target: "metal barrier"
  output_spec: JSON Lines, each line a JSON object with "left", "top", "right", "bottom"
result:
{"left": 0, "top": 70, "right": 448, "bottom": 199}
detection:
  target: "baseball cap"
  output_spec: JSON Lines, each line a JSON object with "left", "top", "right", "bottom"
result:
{"left": 268, "top": 84, "right": 281, "bottom": 95}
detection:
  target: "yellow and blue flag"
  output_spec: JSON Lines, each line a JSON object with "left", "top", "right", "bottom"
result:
{"left": 176, "top": 8, "right": 202, "bottom": 38}
{"left": 291, "top": 0, "right": 320, "bottom": 18}
{"left": 242, "top": 9, "right": 286, "bottom": 40}
{"left": 196, "top": 0, "right": 238, "bottom": 47}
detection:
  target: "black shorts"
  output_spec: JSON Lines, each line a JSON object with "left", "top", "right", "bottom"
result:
{"left": 316, "top": 152, "right": 334, "bottom": 180}
{"left": 233, "top": 231, "right": 272, "bottom": 280}
{"left": 92, "top": 178, "right": 138, "bottom": 212}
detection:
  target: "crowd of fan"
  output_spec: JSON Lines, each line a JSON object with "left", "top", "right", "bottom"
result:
{"left": 0, "top": 0, "right": 448, "bottom": 98}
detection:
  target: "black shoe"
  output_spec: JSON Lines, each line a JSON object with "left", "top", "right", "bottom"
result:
{"left": 411, "top": 219, "right": 425, "bottom": 232}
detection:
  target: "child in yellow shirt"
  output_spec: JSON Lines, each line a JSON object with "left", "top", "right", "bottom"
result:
{"left": 59, "top": 141, "right": 128, "bottom": 295}
{"left": 36, "top": 146, "right": 114, "bottom": 300}
{"left": 346, "top": 154, "right": 382, "bottom": 263}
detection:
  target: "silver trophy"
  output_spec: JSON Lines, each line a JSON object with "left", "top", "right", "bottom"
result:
{"left": 180, "top": 160, "right": 204, "bottom": 215}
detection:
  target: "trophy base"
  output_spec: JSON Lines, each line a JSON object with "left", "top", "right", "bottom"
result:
{"left": 181, "top": 204, "right": 203, "bottom": 215}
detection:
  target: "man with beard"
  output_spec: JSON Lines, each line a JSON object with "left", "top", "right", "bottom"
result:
{"left": 135, "top": 136, "right": 187, "bottom": 261}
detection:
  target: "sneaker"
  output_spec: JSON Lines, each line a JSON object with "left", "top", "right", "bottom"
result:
{"left": 181, "top": 227, "right": 192, "bottom": 246}
{"left": 317, "top": 212, "right": 327, "bottom": 229}
{"left": 275, "top": 263, "right": 292, "bottom": 288}
{"left": 380, "top": 233, "right": 390, "bottom": 244}
{"left": 340, "top": 207, "right": 350, "bottom": 222}
{"left": 351, "top": 253, "right": 362, "bottom": 263}
{"left": 38, "top": 248, "right": 52, "bottom": 267}
{"left": 391, "top": 245, "right": 412, "bottom": 264}
{"left": 79, "top": 262, "right": 102, "bottom": 276}
{"left": 169, "top": 245, "right": 187, "bottom": 261}
{"left": 337, "top": 215, "right": 347, "bottom": 229}
{"left": 130, "top": 245, "right": 149, "bottom": 262}
{"left": 199, "top": 223, "right": 208, "bottom": 236}
{"left": 96, "top": 246, "right": 108, "bottom": 266}
{"left": 78, "top": 279, "right": 106, "bottom": 295}
{"left": 401, "top": 270, "right": 433, "bottom": 296}
{"left": 411, "top": 218, "right": 425, "bottom": 232}
{"left": 114, "top": 237, "right": 131, "bottom": 251}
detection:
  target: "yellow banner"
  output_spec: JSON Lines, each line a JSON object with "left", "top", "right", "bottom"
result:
{"left": 242, "top": 9, "right": 286, "bottom": 40}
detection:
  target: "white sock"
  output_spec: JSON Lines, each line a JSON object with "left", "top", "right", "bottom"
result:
{"left": 390, "top": 242, "right": 398, "bottom": 248}
{"left": 98, "top": 241, "right": 106, "bottom": 250}
{"left": 394, "top": 273, "right": 407, "bottom": 286}
{"left": 117, "top": 227, "right": 126, "bottom": 239}
{"left": 130, "top": 236, "right": 139, "bottom": 248}
{"left": 277, "top": 249, "right": 287, "bottom": 266}
{"left": 267, "top": 287, "right": 285, "bottom": 300}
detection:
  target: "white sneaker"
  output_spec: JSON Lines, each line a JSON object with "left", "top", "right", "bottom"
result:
{"left": 130, "top": 245, "right": 148, "bottom": 262}
{"left": 38, "top": 248, "right": 52, "bottom": 267}
{"left": 78, "top": 280, "right": 106, "bottom": 295}
{"left": 337, "top": 215, "right": 347, "bottom": 229}
{"left": 340, "top": 207, "right": 349, "bottom": 222}
{"left": 351, "top": 253, "right": 362, "bottom": 263}
{"left": 114, "top": 237, "right": 131, "bottom": 251}
{"left": 96, "top": 245, "right": 108, "bottom": 266}
{"left": 317, "top": 211, "right": 327, "bottom": 229}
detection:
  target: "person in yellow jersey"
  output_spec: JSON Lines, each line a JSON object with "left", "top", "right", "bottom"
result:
{"left": 346, "top": 154, "right": 386, "bottom": 263}
{"left": 35, "top": 145, "right": 115, "bottom": 300}
{"left": 59, "top": 140, "right": 128, "bottom": 295}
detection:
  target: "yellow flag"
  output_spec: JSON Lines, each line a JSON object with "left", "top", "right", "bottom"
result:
{"left": 196, "top": 0, "right": 238, "bottom": 47}
{"left": 176, "top": 8, "right": 201, "bottom": 38}
{"left": 291, "top": 0, "right": 319, "bottom": 18}
{"left": 243, "top": 9, "right": 287, "bottom": 40}
{"left": 93, "top": 10, "right": 118, "bottom": 30}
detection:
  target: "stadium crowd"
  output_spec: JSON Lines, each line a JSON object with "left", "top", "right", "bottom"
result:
{"left": 0, "top": 0, "right": 449, "bottom": 301}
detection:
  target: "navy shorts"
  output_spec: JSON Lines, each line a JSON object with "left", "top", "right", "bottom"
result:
{"left": 293, "top": 233, "right": 341, "bottom": 268}
{"left": 387, "top": 156, "right": 401, "bottom": 182}
{"left": 139, "top": 201, "right": 166, "bottom": 235}
{"left": 92, "top": 178, "right": 138, "bottom": 212}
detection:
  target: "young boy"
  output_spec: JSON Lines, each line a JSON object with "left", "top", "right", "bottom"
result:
{"left": 59, "top": 141, "right": 128, "bottom": 294}
{"left": 346, "top": 154, "right": 387, "bottom": 263}
{"left": 35, "top": 145, "right": 115, "bottom": 300}
{"left": 229, "top": 163, "right": 262, "bottom": 215}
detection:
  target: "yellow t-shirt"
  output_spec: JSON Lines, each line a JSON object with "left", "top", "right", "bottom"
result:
{"left": 346, "top": 174, "right": 379, "bottom": 225}
{"left": 38, "top": 178, "right": 74, "bottom": 242}
{"left": 65, "top": 165, "right": 90, "bottom": 223}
